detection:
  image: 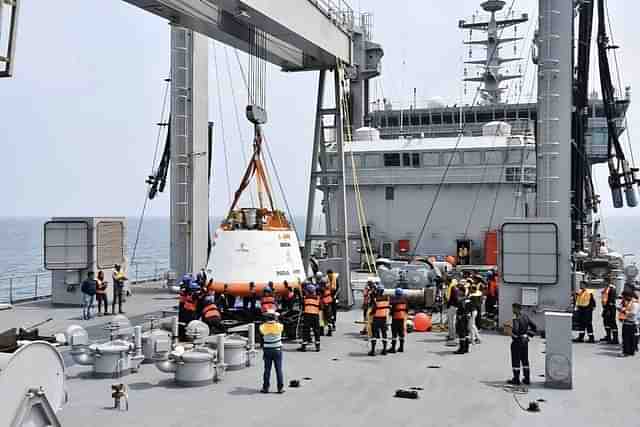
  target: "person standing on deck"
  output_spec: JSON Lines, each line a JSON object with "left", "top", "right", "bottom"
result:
{"left": 454, "top": 281, "right": 471, "bottom": 355}
{"left": 201, "top": 295, "right": 224, "bottom": 335}
{"left": 573, "top": 282, "right": 596, "bottom": 343}
{"left": 468, "top": 284, "right": 483, "bottom": 344}
{"left": 619, "top": 290, "right": 639, "bottom": 357}
{"left": 319, "top": 279, "right": 334, "bottom": 336}
{"left": 112, "top": 264, "right": 128, "bottom": 314}
{"left": 260, "top": 283, "right": 277, "bottom": 315}
{"left": 446, "top": 276, "right": 460, "bottom": 344}
{"left": 260, "top": 310, "right": 285, "bottom": 394}
{"left": 389, "top": 287, "right": 408, "bottom": 353}
{"left": 369, "top": 284, "right": 390, "bottom": 356}
{"left": 361, "top": 280, "right": 375, "bottom": 335}
{"left": 508, "top": 303, "right": 537, "bottom": 385}
{"left": 95, "top": 270, "right": 109, "bottom": 316}
{"left": 327, "top": 270, "right": 340, "bottom": 330}
{"left": 297, "top": 283, "right": 321, "bottom": 352}
{"left": 600, "top": 280, "right": 619, "bottom": 344}
{"left": 280, "top": 280, "right": 296, "bottom": 312}
{"left": 243, "top": 282, "right": 258, "bottom": 313}
{"left": 80, "top": 271, "right": 97, "bottom": 320}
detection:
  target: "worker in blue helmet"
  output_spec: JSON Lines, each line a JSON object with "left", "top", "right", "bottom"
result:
{"left": 298, "top": 282, "right": 321, "bottom": 352}
{"left": 389, "top": 287, "right": 408, "bottom": 353}
{"left": 178, "top": 273, "right": 201, "bottom": 340}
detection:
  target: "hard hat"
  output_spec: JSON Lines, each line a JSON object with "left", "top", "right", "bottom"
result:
{"left": 305, "top": 284, "right": 317, "bottom": 294}
{"left": 264, "top": 286, "right": 273, "bottom": 294}
{"left": 188, "top": 281, "right": 200, "bottom": 291}
{"left": 395, "top": 288, "right": 404, "bottom": 297}
{"left": 264, "top": 309, "right": 279, "bottom": 320}
{"left": 376, "top": 284, "right": 385, "bottom": 294}
{"left": 203, "top": 295, "right": 215, "bottom": 305}
{"left": 182, "top": 274, "right": 193, "bottom": 284}
{"left": 315, "top": 272, "right": 324, "bottom": 280}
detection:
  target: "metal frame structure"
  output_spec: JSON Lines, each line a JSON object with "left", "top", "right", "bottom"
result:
{"left": 0, "top": 0, "right": 20, "bottom": 77}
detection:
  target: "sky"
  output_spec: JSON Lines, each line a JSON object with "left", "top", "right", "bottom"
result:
{"left": 1, "top": 0, "right": 638, "bottom": 220}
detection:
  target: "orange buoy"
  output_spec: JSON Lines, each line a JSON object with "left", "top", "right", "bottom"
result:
{"left": 413, "top": 312, "right": 432, "bottom": 332}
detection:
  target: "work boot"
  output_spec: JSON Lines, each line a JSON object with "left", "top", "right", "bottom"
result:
{"left": 523, "top": 368, "right": 531, "bottom": 385}
{"left": 572, "top": 333, "right": 585, "bottom": 343}
{"left": 465, "top": 338, "right": 471, "bottom": 353}
{"left": 454, "top": 340, "right": 465, "bottom": 354}
{"left": 368, "top": 340, "right": 376, "bottom": 356}
{"left": 297, "top": 344, "right": 307, "bottom": 352}
{"left": 600, "top": 329, "right": 611, "bottom": 343}
{"left": 315, "top": 343, "right": 321, "bottom": 352}
{"left": 507, "top": 370, "right": 521, "bottom": 385}
{"left": 381, "top": 341, "right": 387, "bottom": 356}
{"left": 398, "top": 340, "right": 405, "bottom": 353}
{"left": 611, "top": 332, "right": 620, "bottom": 345}
{"left": 388, "top": 340, "right": 396, "bottom": 354}
{"left": 588, "top": 334, "right": 595, "bottom": 344}
{"left": 327, "top": 328, "right": 332, "bottom": 337}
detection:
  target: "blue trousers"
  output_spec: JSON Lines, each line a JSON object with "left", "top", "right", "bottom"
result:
{"left": 82, "top": 294, "right": 95, "bottom": 320}
{"left": 262, "top": 348, "right": 284, "bottom": 391}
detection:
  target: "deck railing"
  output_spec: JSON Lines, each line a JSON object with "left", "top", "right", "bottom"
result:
{"left": 0, "top": 261, "right": 169, "bottom": 305}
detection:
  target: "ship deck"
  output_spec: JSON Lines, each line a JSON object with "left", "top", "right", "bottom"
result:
{"left": 1, "top": 284, "right": 639, "bottom": 427}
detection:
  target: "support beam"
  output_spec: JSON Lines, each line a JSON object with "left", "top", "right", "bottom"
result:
{"left": 122, "top": 0, "right": 352, "bottom": 70}
{"left": 170, "top": 26, "right": 209, "bottom": 281}
{"left": 0, "top": 0, "right": 20, "bottom": 78}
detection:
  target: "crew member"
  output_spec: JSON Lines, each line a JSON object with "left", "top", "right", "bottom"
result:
{"left": 485, "top": 271, "right": 498, "bottom": 319}
{"left": 361, "top": 280, "right": 375, "bottom": 335}
{"left": 261, "top": 283, "right": 277, "bottom": 314}
{"left": 573, "top": 282, "right": 596, "bottom": 343}
{"left": 600, "top": 280, "right": 619, "bottom": 344}
{"left": 327, "top": 269, "right": 339, "bottom": 330}
{"left": 243, "top": 282, "right": 257, "bottom": 313}
{"left": 320, "top": 280, "right": 334, "bottom": 336}
{"left": 280, "top": 280, "right": 296, "bottom": 312}
{"left": 260, "top": 310, "right": 285, "bottom": 394}
{"left": 468, "top": 285, "right": 483, "bottom": 344}
{"left": 201, "top": 295, "right": 223, "bottom": 335}
{"left": 389, "top": 287, "right": 408, "bottom": 353}
{"left": 178, "top": 275, "right": 200, "bottom": 340}
{"left": 446, "top": 276, "right": 460, "bottom": 344}
{"left": 454, "top": 281, "right": 471, "bottom": 355}
{"left": 369, "top": 284, "right": 390, "bottom": 356}
{"left": 96, "top": 270, "right": 109, "bottom": 316}
{"left": 297, "top": 284, "right": 321, "bottom": 352}
{"left": 619, "top": 290, "right": 639, "bottom": 357}
{"left": 112, "top": 264, "right": 128, "bottom": 314}
{"left": 508, "top": 303, "right": 537, "bottom": 386}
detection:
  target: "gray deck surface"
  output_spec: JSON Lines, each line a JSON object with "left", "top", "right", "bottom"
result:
{"left": 2, "top": 286, "right": 639, "bottom": 427}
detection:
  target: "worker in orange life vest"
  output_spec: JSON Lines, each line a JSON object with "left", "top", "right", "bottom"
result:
{"left": 369, "top": 284, "right": 390, "bottom": 356}
{"left": 178, "top": 275, "right": 200, "bottom": 340}
{"left": 600, "top": 281, "right": 619, "bottom": 344}
{"left": 319, "top": 279, "right": 334, "bottom": 336}
{"left": 201, "top": 295, "right": 223, "bottom": 335}
{"left": 326, "top": 269, "right": 340, "bottom": 330}
{"left": 573, "top": 282, "right": 596, "bottom": 343}
{"left": 389, "top": 287, "right": 408, "bottom": 353}
{"left": 297, "top": 283, "right": 321, "bottom": 352}
{"left": 261, "top": 283, "right": 277, "bottom": 314}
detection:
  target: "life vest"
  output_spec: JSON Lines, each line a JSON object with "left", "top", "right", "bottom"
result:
{"left": 260, "top": 322, "right": 283, "bottom": 349}
{"left": 328, "top": 273, "right": 339, "bottom": 291}
{"left": 619, "top": 300, "right": 630, "bottom": 321}
{"left": 576, "top": 289, "right": 593, "bottom": 308}
{"left": 321, "top": 288, "right": 333, "bottom": 305}
{"left": 373, "top": 297, "right": 390, "bottom": 319}
{"left": 304, "top": 296, "right": 320, "bottom": 315}
{"left": 261, "top": 295, "right": 276, "bottom": 313}
{"left": 202, "top": 303, "right": 221, "bottom": 320}
{"left": 487, "top": 277, "right": 498, "bottom": 297}
{"left": 183, "top": 294, "right": 198, "bottom": 312}
{"left": 391, "top": 298, "right": 408, "bottom": 320}
{"left": 363, "top": 287, "right": 371, "bottom": 308}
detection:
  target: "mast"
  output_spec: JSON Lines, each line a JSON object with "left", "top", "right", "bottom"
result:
{"left": 459, "top": 0, "right": 528, "bottom": 104}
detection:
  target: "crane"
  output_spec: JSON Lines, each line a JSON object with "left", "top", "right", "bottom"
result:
{"left": 0, "top": 0, "right": 384, "bottom": 304}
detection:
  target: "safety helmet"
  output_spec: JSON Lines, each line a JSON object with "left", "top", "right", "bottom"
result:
{"left": 182, "top": 274, "right": 193, "bottom": 285}
{"left": 188, "top": 281, "right": 200, "bottom": 291}
{"left": 264, "top": 285, "right": 273, "bottom": 294}
{"left": 395, "top": 288, "right": 404, "bottom": 297}
{"left": 305, "top": 284, "right": 317, "bottom": 295}
{"left": 376, "top": 284, "right": 385, "bottom": 295}
{"left": 203, "top": 295, "right": 215, "bottom": 305}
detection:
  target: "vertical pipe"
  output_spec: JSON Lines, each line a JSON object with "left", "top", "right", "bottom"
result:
{"left": 133, "top": 326, "right": 143, "bottom": 357}
{"left": 9, "top": 278, "right": 13, "bottom": 304}
{"left": 35, "top": 274, "right": 39, "bottom": 298}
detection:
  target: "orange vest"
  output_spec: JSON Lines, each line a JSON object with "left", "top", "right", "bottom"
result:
{"left": 202, "top": 304, "right": 221, "bottom": 320}
{"left": 183, "top": 294, "right": 197, "bottom": 312}
{"left": 391, "top": 299, "right": 408, "bottom": 320}
{"left": 619, "top": 300, "right": 630, "bottom": 321}
{"left": 321, "top": 288, "right": 333, "bottom": 305}
{"left": 373, "top": 297, "right": 390, "bottom": 319}
{"left": 304, "top": 296, "right": 320, "bottom": 315}
{"left": 261, "top": 295, "right": 276, "bottom": 313}
{"left": 488, "top": 278, "right": 498, "bottom": 297}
